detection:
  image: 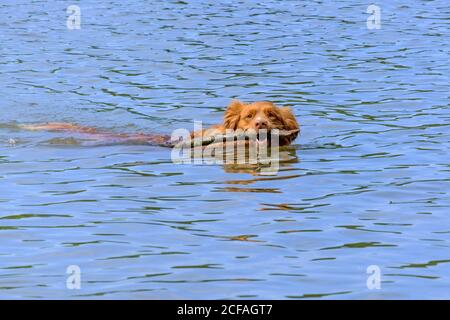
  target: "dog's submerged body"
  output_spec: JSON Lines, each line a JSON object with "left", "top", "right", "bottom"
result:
{"left": 22, "top": 100, "right": 300, "bottom": 147}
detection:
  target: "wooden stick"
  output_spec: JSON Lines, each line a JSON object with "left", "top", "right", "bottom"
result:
{"left": 172, "top": 129, "right": 300, "bottom": 148}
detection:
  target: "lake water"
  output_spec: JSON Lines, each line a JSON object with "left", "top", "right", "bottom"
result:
{"left": 0, "top": 0, "right": 449, "bottom": 299}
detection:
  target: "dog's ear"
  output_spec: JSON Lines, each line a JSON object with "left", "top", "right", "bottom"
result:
{"left": 279, "top": 107, "right": 299, "bottom": 131}
{"left": 278, "top": 107, "right": 300, "bottom": 145}
{"left": 224, "top": 100, "right": 244, "bottom": 129}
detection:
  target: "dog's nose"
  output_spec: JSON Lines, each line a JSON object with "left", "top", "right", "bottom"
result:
{"left": 255, "top": 118, "right": 268, "bottom": 129}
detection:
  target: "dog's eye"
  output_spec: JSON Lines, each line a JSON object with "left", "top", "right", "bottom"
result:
{"left": 268, "top": 112, "right": 277, "bottom": 119}
{"left": 246, "top": 113, "right": 254, "bottom": 119}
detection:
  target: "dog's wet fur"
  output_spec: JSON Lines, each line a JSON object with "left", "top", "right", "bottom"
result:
{"left": 21, "top": 100, "right": 299, "bottom": 147}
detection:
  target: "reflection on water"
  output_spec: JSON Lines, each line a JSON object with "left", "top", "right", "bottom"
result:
{"left": 1, "top": 0, "right": 450, "bottom": 299}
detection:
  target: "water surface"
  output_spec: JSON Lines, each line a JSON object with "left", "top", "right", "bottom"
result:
{"left": 0, "top": 0, "right": 449, "bottom": 299}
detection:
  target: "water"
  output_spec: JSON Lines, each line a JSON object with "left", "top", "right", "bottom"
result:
{"left": 0, "top": 0, "right": 449, "bottom": 299}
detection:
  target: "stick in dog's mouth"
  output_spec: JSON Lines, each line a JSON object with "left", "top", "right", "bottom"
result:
{"left": 254, "top": 129, "right": 288, "bottom": 145}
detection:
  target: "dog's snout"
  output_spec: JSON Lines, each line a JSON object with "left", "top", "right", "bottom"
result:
{"left": 255, "top": 117, "right": 268, "bottom": 129}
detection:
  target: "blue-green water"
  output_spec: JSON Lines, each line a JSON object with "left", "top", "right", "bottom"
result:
{"left": 0, "top": 0, "right": 449, "bottom": 299}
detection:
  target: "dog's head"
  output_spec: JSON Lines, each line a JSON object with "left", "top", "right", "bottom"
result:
{"left": 223, "top": 100, "right": 299, "bottom": 146}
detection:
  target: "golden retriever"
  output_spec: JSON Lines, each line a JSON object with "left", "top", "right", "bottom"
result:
{"left": 193, "top": 100, "right": 299, "bottom": 146}
{"left": 21, "top": 100, "right": 299, "bottom": 146}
